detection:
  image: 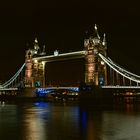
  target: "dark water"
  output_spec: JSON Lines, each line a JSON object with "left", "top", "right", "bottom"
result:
{"left": 0, "top": 99, "right": 140, "bottom": 140}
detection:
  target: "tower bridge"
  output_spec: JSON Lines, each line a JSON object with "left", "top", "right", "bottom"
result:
{"left": 1, "top": 24, "right": 140, "bottom": 95}
{"left": 25, "top": 24, "right": 107, "bottom": 88}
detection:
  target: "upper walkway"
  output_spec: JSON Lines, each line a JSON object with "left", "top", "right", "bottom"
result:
{"left": 32, "top": 51, "right": 86, "bottom": 62}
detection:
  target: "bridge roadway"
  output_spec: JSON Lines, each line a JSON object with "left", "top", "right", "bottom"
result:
{"left": 101, "top": 86, "right": 140, "bottom": 93}
{"left": 1, "top": 86, "right": 140, "bottom": 91}
{"left": 0, "top": 88, "right": 18, "bottom": 91}
{"left": 1, "top": 86, "right": 140, "bottom": 94}
{"left": 32, "top": 51, "right": 86, "bottom": 62}
{"left": 36, "top": 86, "right": 140, "bottom": 95}
{"left": 36, "top": 87, "right": 79, "bottom": 92}
{"left": 101, "top": 86, "right": 140, "bottom": 89}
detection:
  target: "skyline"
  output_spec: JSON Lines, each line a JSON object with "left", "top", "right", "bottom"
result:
{"left": 0, "top": 1, "right": 140, "bottom": 81}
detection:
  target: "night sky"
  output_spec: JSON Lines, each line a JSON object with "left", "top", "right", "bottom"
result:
{"left": 0, "top": 0, "right": 140, "bottom": 83}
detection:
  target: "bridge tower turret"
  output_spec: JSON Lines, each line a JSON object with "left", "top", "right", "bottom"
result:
{"left": 84, "top": 25, "right": 107, "bottom": 86}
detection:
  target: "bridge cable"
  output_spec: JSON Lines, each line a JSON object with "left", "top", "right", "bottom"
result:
{"left": 98, "top": 53, "right": 140, "bottom": 83}
{"left": 0, "top": 63, "right": 25, "bottom": 88}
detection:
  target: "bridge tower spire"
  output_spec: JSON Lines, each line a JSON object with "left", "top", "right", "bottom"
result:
{"left": 102, "top": 33, "right": 107, "bottom": 50}
{"left": 94, "top": 24, "right": 100, "bottom": 39}
{"left": 84, "top": 25, "right": 107, "bottom": 86}
{"left": 34, "top": 37, "right": 40, "bottom": 54}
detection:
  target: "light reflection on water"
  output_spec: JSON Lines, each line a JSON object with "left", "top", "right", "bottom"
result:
{"left": 0, "top": 100, "right": 140, "bottom": 140}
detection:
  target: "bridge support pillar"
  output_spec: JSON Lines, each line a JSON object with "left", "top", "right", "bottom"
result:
{"left": 32, "top": 60, "right": 46, "bottom": 88}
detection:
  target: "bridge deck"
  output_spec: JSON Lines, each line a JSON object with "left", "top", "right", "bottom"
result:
{"left": 102, "top": 86, "right": 140, "bottom": 89}
{"left": 0, "top": 88, "right": 18, "bottom": 91}
{"left": 36, "top": 87, "right": 79, "bottom": 91}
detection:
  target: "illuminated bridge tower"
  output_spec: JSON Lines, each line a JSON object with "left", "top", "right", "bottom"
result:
{"left": 25, "top": 49, "right": 33, "bottom": 87}
{"left": 25, "top": 38, "right": 46, "bottom": 87}
{"left": 84, "top": 25, "right": 107, "bottom": 86}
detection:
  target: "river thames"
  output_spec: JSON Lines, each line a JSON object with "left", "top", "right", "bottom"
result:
{"left": 0, "top": 97, "right": 140, "bottom": 140}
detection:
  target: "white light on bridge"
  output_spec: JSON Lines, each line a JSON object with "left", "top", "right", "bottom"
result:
{"left": 34, "top": 50, "right": 38, "bottom": 54}
{"left": 34, "top": 59, "right": 38, "bottom": 63}
{"left": 35, "top": 38, "right": 38, "bottom": 43}
{"left": 54, "top": 50, "right": 59, "bottom": 56}
{"left": 41, "top": 61, "right": 45, "bottom": 65}
{"left": 101, "top": 61, "right": 105, "bottom": 65}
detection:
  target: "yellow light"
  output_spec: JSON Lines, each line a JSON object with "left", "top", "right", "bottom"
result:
{"left": 101, "top": 61, "right": 104, "bottom": 65}
{"left": 42, "top": 61, "right": 45, "bottom": 65}
{"left": 94, "top": 24, "right": 97, "bottom": 30}
{"left": 34, "top": 59, "right": 38, "bottom": 63}
{"left": 35, "top": 38, "right": 38, "bottom": 43}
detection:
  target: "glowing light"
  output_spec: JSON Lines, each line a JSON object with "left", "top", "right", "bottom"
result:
{"left": 34, "top": 59, "right": 38, "bottom": 63}
{"left": 35, "top": 38, "right": 38, "bottom": 43}
{"left": 101, "top": 61, "right": 104, "bottom": 65}
{"left": 54, "top": 50, "right": 59, "bottom": 56}
{"left": 34, "top": 50, "right": 37, "bottom": 54}
{"left": 41, "top": 61, "right": 45, "bottom": 65}
{"left": 94, "top": 24, "right": 97, "bottom": 30}
{"left": 88, "top": 66, "right": 94, "bottom": 71}
{"left": 102, "top": 42, "right": 105, "bottom": 46}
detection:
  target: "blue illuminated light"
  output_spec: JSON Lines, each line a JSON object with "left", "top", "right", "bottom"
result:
{"left": 81, "top": 111, "right": 87, "bottom": 129}
{"left": 35, "top": 87, "right": 79, "bottom": 97}
{"left": 35, "top": 88, "right": 55, "bottom": 97}
{"left": 34, "top": 101, "right": 49, "bottom": 108}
